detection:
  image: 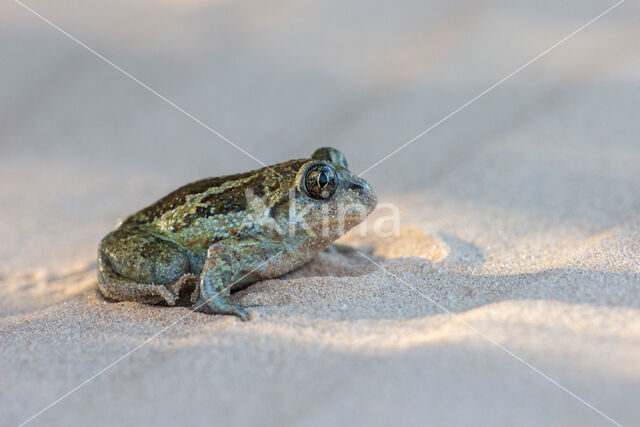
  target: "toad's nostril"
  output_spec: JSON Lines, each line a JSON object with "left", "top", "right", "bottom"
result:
{"left": 348, "top": 180, "right": 370, "bottom": 192}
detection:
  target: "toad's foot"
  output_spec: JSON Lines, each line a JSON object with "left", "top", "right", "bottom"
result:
{"left": 193, "top": 296, "right": 250, "bottom": 321}
{"left": 196, "top": 239, "right": 279, "bottom": 321}
{"left": 100, "top": 280, "right": 177, "bottom": 306}
{"left": 98, "top": 249, "right": 179, "bottom": 306}
{"left": 147, "top": 284, "right": 176, "bottom": 306}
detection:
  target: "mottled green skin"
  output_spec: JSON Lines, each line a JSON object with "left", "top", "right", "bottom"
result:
{"left": 98, "top": 147, "right": 376, "bottom": 320}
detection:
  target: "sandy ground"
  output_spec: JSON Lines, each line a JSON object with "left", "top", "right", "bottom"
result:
{"left": 1, "top": 1, "right": 639, "bottom": 426}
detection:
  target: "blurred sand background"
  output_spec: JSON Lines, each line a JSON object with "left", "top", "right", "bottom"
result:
{"left": 1, "top": 0, "right": 639, "bottom": 425}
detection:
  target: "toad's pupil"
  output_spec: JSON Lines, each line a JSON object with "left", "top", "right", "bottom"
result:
{"left": 318, "top": 172, "right": 329, "bottom": 188}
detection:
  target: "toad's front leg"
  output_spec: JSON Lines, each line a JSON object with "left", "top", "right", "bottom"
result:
{"left": 193, "top": 239, "right": 281, "bottom": 320}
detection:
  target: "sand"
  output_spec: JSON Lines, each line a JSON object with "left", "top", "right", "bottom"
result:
{"left": 1, "top": 1, "right": 639, "bottom": 426}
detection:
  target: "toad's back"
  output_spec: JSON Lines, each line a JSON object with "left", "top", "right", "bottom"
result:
{"left": 123, "top": 159, "right": 308, "bottom": 253}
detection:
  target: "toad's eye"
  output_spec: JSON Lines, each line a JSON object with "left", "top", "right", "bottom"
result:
{"left": 303, "top": 163, "right": 338, "bottom": 200}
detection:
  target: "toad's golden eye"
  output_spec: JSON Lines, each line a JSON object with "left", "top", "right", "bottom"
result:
{"left": 303, "top": 162, "right": 338, "bottom": 200}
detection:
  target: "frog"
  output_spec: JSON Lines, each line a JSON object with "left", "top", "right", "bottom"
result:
{"left": 97, "top": 147, "right": 377, "bottom": 320}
